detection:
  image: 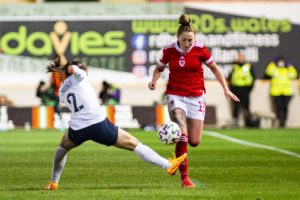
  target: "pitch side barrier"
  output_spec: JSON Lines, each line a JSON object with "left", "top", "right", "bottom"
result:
{"left": 0, "top": 105, "right": 216, "bottom": 130}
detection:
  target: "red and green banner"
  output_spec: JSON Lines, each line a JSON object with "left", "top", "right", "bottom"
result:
{"left": 32, "top": 106, "right": 54, "bottom": 129}
{"left": 155, "top": 105, "right": 170, "bottom": 127}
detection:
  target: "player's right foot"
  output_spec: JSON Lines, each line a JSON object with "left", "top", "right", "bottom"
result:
{"left": 44, "top": 181, "right": 58, "bottom": 190}
{"left": 181, "top": 176, "right": 196, "bottom": 188}
{"left": 167, "top": 153, "right": 187, "bottom": 175}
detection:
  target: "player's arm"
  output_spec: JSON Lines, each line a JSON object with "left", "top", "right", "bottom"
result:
{"left": 68, "top": 65, "right": 86, "bottom": 80}
{"left": 148, "top": 64, "right": 165, "bottom": 90}
{"left": 207, "top": 61, "right": 240, "bottom": 102}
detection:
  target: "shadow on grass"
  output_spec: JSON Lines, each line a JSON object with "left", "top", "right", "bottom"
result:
{"left": 62, "top": 185, "right": 161, "bottom": 190}
{"left": 1, "top": 187, "right": 41, "bottom": 191}
{"left": 2, "top": 185, "right": 158, "bottom": 191}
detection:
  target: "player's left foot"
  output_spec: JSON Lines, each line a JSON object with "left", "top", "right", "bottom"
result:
{"left": 181, "top": 176, "right": 196, "bottom": 188}
{"left": 44, "top": 181, "right": 58, "bottom": 190}
{"left": 167, "top": 153, "right": 187, "bottom": 175}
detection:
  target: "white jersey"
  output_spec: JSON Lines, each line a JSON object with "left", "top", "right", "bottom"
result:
{"left": 59, "top": 65, "right": 106, "bottom": 130}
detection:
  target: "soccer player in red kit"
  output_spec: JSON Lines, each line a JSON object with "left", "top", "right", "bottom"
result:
{"left": 148, "top": 14, "right": 240, "bottom": 188}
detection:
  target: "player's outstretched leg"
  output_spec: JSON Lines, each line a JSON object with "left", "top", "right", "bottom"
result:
{"left": 134, "top": 143, "right": 187, "bottom": 175}
{"left": 176, "top": 134, "right": 196, "bottom": 188}
{"left": 133, "top": 142, "right": 170, "bottom": 169}
{"left": 115, "top": 128, "right": 186, "bottom": 175}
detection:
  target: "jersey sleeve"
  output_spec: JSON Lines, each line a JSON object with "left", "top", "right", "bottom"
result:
{"left": 201, "top": 45, "right": 214, "bottom": 65}
{"left": 73, "top": 65, "right": 86, "bottom": 81}
{"left": 158, "top": 48, "right": 169, "bottom": 67}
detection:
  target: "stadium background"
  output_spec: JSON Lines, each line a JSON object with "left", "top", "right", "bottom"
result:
{"left": 0, "top": 0, "right": 300, "bottom": 129}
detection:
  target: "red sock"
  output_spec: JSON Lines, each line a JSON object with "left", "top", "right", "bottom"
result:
{"left": 175, "top": 134, "right": 188, "bottom": 179}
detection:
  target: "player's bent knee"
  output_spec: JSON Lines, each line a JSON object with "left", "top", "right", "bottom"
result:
{"left": 116, "top": 129, "right": 139, "bottom": 151}
{"left": 119, "top": 137, "right": 138, "bottom": 151}
{"left": 127, "top": 136, "right": 139, "bottom": 150}
{"left": 59, "top": 131, "right": 76, "bottom": 151}
{"left": 188, "top": 140, "right": 200, "bottom": 147}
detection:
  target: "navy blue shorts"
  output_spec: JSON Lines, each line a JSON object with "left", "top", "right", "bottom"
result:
{"left": 68, "top": 118, "right": 118, "bottom": 146}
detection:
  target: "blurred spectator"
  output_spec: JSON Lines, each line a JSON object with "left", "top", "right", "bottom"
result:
{"left": 99, "top": 81, "right": 121, "bottom": 105}
{"left": 265, "top": 55, "right": 297, "bottom": 127}
{"left": 36, "top": 80, "right": 47, "bottom": 105}
{"left": 228, "top": 52, "right": 255, "bottom": 127}
{"left": 51, "top": 72, "right": 62, "bottom": 118}
{"left": 36, "top": 80, "right": 55, "bottom": 106}
{"left": 107, "top": 85, "right": 121, "bottom": 105}
{"left": 0, "top": 95, "right": 14, "bottom": 106}
{"left": 99, "top": 81, "right": 111, "bottom": 104}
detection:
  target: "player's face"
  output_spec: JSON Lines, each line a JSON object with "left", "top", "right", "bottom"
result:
{"left": 178, "top": 31, "right": 195, "bottom": 52}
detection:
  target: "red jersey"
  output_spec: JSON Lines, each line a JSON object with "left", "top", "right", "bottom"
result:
{"left": 159, "top": 41, "right": 213, "bottom": 97}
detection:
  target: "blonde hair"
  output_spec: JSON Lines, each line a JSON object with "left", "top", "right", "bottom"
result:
{"left": 177, "top": 14, "right": 195, "bottom": 36}
{"left": 47, "top": 56, "right": 88, "bottom": 78}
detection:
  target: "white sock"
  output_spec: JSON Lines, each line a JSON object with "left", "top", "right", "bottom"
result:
{"left": 134, "top": 143, "right": 171, "bottom": 169}
{"left": 51, "top": 146, "right": 68, "bottom": 183}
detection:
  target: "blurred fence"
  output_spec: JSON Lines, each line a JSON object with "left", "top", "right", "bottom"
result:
{"left": 0, "top": 105, "right": 217, "bottom": 129}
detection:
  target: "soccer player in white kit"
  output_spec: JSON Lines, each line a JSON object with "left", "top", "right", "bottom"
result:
{"left": 44, "top": 57, "right": 187, "bottom": 190}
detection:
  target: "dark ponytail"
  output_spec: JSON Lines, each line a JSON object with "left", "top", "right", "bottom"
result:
{"left": 47, "top": 56, "right": 69, "bottom": 75}
{"left": 47, "top": 57, "right": 87, "bottom": 78}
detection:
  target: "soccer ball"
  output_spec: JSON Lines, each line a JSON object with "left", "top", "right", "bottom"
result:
{"left": 158, "top": 122, "right": 182, "bottom": 145}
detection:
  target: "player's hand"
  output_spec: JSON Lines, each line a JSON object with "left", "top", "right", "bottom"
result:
{"left": 68, "top": 65, "right": 75, "bottom": 74}
{"left": 225, "top": 90, "right": 240, "bottom": 102}
{"left": 148, "top": 81, "right": 156, "bottom": 90}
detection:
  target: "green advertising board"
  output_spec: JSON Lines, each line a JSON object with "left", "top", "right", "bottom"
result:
{"left": 0, "top": 14, "right": 298, "bottom": 79}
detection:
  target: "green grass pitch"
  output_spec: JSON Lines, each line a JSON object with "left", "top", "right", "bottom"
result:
{"left": 0, "top": 128, "right": 299, "bottom": 200}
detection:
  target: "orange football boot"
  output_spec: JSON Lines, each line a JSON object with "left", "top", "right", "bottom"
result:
{"left": 166, "top": 153, "right": 187, "bottom": 175}
{"left": 44, "top": 181, "right": 58, "bottom": 190}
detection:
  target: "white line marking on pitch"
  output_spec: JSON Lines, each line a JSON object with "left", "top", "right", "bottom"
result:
{"left": 203, "top": 130, "right": 300, "bottom": 159}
